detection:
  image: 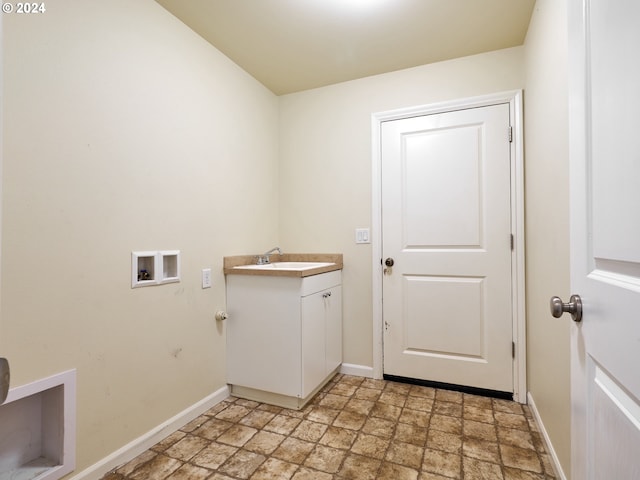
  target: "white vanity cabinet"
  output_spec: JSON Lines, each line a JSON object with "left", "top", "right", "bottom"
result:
{"left": 226, "top": 269, "right": 342, "bottom": 409}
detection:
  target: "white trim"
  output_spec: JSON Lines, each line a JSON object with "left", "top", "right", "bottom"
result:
{"left": 509, "top": 90, "right": 527, "bottom": 403}
{"left": 70, "top": 385, "right": 229, "bottom": 480}
{"left": 339, "top": 363, "right": 374, "bottom": 378}
{"left": 527, "top": 392, "right": 567, "bottom": 480}
{"left": 371, "top": 111, "right": 384, "bottom": 380}
{"left": 371, "top": 90, "right": 527, "bottom": 399}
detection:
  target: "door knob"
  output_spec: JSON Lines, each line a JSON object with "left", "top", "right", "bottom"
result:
{"left": 385, "top": 258, "right": 394, "bottom": 267}
{"left": 550, "top": 294, "right": 582, "bottom": 322}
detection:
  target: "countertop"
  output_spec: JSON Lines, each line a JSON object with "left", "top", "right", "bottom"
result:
{"left": 223, "top": 253, "right": 343, "bottom": 278}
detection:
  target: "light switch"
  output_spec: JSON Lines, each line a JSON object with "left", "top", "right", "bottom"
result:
{"left": 355, "top": 228, "right": 370, "bottom": 244}
{"left": 202, "top": 268, "right": 212, "bottom": 289}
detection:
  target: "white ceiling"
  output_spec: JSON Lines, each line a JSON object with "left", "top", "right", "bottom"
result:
{"left": 155, "top": 0, "right": 536, "bottom": 95}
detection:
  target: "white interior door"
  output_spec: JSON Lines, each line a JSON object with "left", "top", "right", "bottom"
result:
{"left": 381, "top": 103, "right": 514, "bottom": 394}
{"left": 568, "top": 1, "right": 640, "bottom": 478}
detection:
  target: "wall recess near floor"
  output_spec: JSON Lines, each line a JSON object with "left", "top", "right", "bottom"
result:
{"left": 0, "top": 370, "right": 76, "bottom": 480}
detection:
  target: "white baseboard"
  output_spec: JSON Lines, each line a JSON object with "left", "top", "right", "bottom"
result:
{"left": 527, "top": 392, "right": 567, "bottom": 480}
{"left": 340, "top": 363, "right": 374, "bottom": 378}
{"left": 70, "top": 385, "right": 230, "bottom": 480}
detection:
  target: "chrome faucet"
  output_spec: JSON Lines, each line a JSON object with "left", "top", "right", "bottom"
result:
{"left": 256, "top": 247, "right": 282, "bottom": 265}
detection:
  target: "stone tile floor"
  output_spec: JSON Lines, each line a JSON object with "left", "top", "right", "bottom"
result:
{"left": 102, "top": 374, "right": 557, "bottom": 480}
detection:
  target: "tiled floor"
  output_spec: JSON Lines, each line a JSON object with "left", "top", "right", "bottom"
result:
{"left": 102, "top": 374, "right": 557, "bottom": 480}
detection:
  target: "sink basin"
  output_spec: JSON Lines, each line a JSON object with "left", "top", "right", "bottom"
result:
{"left": 234, "top": 262, "right": 335, "bottom": 271}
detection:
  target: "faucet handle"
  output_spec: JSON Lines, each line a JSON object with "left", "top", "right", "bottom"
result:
{"left": 255, "top": 255, "right": 269, "bottom": 265}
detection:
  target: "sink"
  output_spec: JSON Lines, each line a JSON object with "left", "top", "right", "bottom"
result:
{"left": 234, "top": 262, "right": 335, "bottom": 271}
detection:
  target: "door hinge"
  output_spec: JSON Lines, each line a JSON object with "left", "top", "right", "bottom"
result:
{"left": 512, "top": 341, "right": 516, "bottom": 358}
{"left": 508, "top": 126, "right": 513, "bottom": 143}
{"left": 510, "top": 234, "right": 514, "bottom": 251}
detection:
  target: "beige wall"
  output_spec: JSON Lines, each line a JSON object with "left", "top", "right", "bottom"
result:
{"left": 523, "top": 0, "right": 571, "bottom": 476}
{"left": 1, "top": 0, "right": 278, "bottom": 473}
{"left": 279, "top": 47, "right": 525, "bottom": 367}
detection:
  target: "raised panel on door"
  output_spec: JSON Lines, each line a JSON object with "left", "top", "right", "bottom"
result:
{"left": 589, "top": 364, "right": 640, "bottom": 478}
{"left": 403, "top": 275, "right": 484, "bottom": 358}
{"left": 404, "top": 125, "right": 482, "bottom": 248}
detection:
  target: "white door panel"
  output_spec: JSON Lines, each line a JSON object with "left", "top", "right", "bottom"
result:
{"left": 590, "top": 364, "right": 640, "bottom": 479}
{"left": 404, "top": 276, "right": 484, "bottom": 358}
{"left": 403, "top": 126, "right": 482, "bottom": 247}
{"left": 382, "top": 104, "right": 513, "bottom": 393}
{"left": 569, "top": 0, "right": 640, "bottom": 477}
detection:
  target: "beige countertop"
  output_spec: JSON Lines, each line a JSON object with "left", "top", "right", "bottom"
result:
{"left": 223, "top": 253, "right": 343, "bottom": 278}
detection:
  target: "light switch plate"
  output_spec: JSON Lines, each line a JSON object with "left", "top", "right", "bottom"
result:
{"left": 202, "top": 268, "right": 212, "bottom": 289}
{"left": 355, "top": 228, "right": 370, "bottom": 244}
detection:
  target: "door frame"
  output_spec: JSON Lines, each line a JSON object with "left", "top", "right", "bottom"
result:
{"left": 370, "top": 90, "right": 526, "bottom": 402}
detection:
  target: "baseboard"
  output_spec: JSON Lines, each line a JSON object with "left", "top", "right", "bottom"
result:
{"left": 527, "top": 392, "right": 567, "bottom": 480}
{"left": 340, "top": 363, "right": 374, "bottom": 378}
{"left": 70, "top": 385, "right": 230, "bottom": 480}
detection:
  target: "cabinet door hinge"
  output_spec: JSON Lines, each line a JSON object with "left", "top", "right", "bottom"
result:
{"left": 512, "top": 341, "right": 516, "bottom": 358}
{"left": 508, "top": 126, "right": 513, "bottom": 143}
{"left": 510, "top": 234, "right": 514, "bottom": 251}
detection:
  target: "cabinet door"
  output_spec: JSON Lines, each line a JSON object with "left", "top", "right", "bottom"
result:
{"left": 325, "top": 286, "right": 343, "bottom": 374}
{"left": 226, "top": 275, "right": 302, "bottom": 397}
{"left": 301, "top": 290, "right": 327, "bottom": 399}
